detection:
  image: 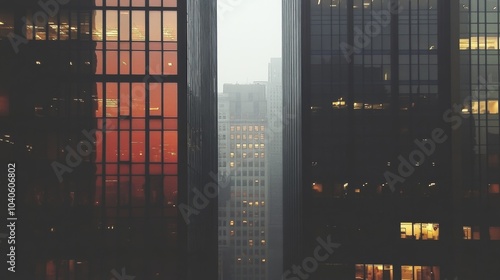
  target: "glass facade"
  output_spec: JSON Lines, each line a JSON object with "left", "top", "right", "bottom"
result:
{"left": 284, "top": 0, "right": 500, "bottom": 279}
{"left": 0, "top": 0, "right": 217, "bottom": 279}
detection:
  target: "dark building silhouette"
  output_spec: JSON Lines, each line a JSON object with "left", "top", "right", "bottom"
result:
{"left": 0, "top": 0, "right": 217, "bottom": 279}
{"left": 284, "top": 0, "right": 499, "bottom": 279}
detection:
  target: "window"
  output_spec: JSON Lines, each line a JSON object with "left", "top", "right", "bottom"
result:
{"left": 471, "top": 100, "right": 499, "bottom": 114}
{"left": 460, "top": 36, "right": 500, "bottom": 50}
{"left": 490, "top": 227, "right": 500, "bottom": 240}
{"left": 163, "top": 11, "right": 177, "bottom": 41}
{"left": 0, "top": 11, "right": 14, "bottom": 38}
{"left": 106, "top": 10, "right": 118, "bottom": 41}
{"left": 131, "top": 11, "right": 145, "bottom": 41}
{"left": 401, "top": 265, "right": 440, "bottom": 280}
{"left": 489, "top": 183, "right": 500, "bottom": 194}
{"left": 120, "top": 11, "right": 130, "bottom": 41}
{"left": 401, "top": 222, "right": 440, "bottom": 240}
{"left": 149, "top": 84, "right": 162, "bottom": 116}
{"left": 463, "top": 226, "right": 480, "bottom": 240}
{"left": 150, "top": 11, "right": 162, "bottom": 41}
{"left": 0, "top": 93, "right": 9, "bottom": 116}
{"left": 355, "top": 264, "right": 393, "bottom": 280}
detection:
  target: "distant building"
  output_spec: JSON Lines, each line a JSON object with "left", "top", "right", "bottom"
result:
{"left": 218, "top": 83, "right": 268, "bottom": 280}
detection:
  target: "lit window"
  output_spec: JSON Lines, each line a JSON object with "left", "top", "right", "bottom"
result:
{"left": 131, "top": 11, "right": 145, "bottom": 41}
{"left": 402, "top": 265, "right": 440, "bottom": 280}
{"left": 460, "top": 36, "right": 500, "bottom": 50}
{"left": 471, "top": 100, "right": 499, "bottom": 114}
{"left": 401, "top": 222, "right": 439, "bottom": 240}
{"left": 163, "top": 11, "right": 177, "bottom": 41}
{"left": 463, "top": 226, "right": 481, "bottom": 240}
{"left": 106, "top": 10, "right": 118, "bottom": 41}
{"left": 355, "top": 264, "right": 393, "bottom": 280}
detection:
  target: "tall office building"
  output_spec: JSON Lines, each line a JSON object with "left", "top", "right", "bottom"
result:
{"left": 0, "top": 0, "right": 217, "bottom": 279}
{"left": 218, "top": 83, "right": 269, "bottom": 280}
{"left": 266, "top": 57, "right": 284, "bottom": 280}
{"left": 284, "top": 0, "right": 499, "bottom": 279}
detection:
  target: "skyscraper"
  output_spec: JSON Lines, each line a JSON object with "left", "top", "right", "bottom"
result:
{"left": 218, "top": 83, "right": 269, "bottom": 280}
{"left": 266, "top": 57, "right": 284, "bottom": 280}
{"left": 283, "top": 0, "right": 499, "bottom": 279}
{"left": 0, "top": 0, "right": 217, "bottom": 279}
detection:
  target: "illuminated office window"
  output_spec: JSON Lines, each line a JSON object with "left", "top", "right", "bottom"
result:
{"left": 401, "top": 265, "right": 440, "bottom": 280}
{"left": 471, "top": 100, "right": 499, "bottom": 114}
{"left": 355, "top": 264, "right": 393, "bottom": 280}
{"left": 401, "top": 222, "right": 440, "bottom": 240}
{"left": 460, "top": 37, "right": 500, "bottom": 50}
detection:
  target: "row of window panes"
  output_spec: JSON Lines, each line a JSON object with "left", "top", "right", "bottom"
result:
{"left": 95, "top": 130, "right": 178, "bottom": 163}
{"left": 96, "top": 164, "right": 177, "bottom": 175}
{"left": 95, "top": 50, "right": 177, "bottom": 75}
{"left": 355, "top": 264, "right": 440, "bottom": 280}
{"left": 463, "top": 226, "right": 500, "bottom": 240}
{"left": 93, "top": 10, "right": 176, "bottom": 42}
{"left": 95, "top": 175, "right": 178, "bottom": 207}
{"left": 95, "top": 0, "right": 177, "bottom": 7}
{"left": 96, "top": 83, "right": 178, "bottom": 118}
{"left": 230, "top": 136, "right": 266, "bottom": 142}
{"left": 230, "top": 126, "right": 265, "bottom": 132}
{"left": 23, "top": 10, "right": 176, "bottom": 42}
{"left": 229, "top": 143, "right": 265, "bottom": 150}
{"left": 402, "top": 223, "right": 500, "bottom": 240}
{"left": 233, "top": 143, "right": 266, "bottom": 149}
{"left": 460, "top": 36, "right": 500, "bottom": 50}
{"left": 400, "top": 222, "right": 440, "bottom": 240}
{"left": 229, "top": 170, "right": 266, "bottom": 176}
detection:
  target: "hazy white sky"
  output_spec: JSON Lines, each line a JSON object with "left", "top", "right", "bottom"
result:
{"left": 217, "top": 0, "right": 282, "bottom": 92}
